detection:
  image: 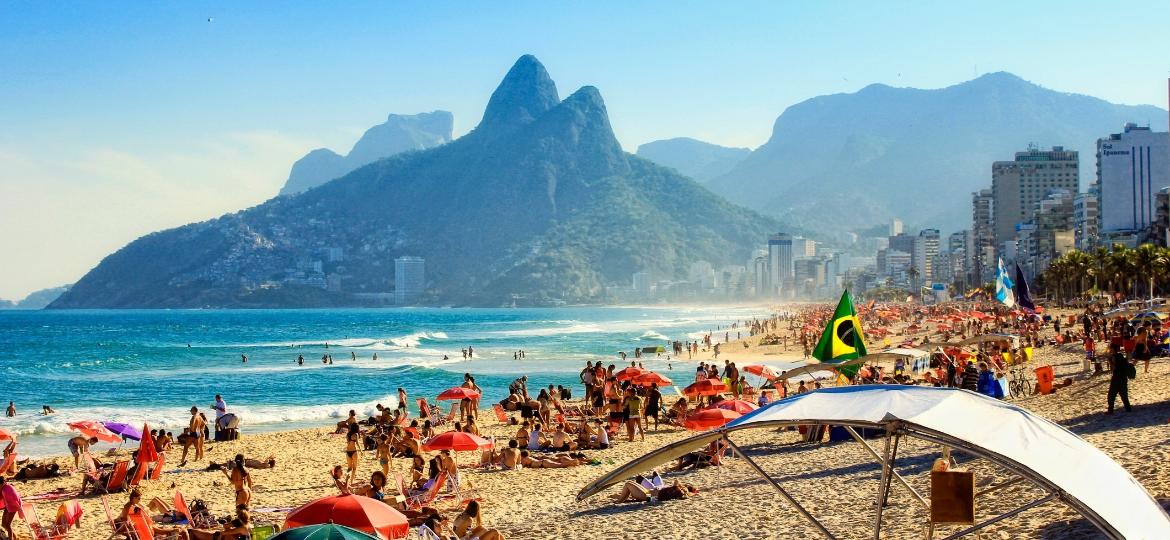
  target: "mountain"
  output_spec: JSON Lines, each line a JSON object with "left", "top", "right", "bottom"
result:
{"left": 279, "top": 111, "right": 453, "bottom": 195}
{"left": 51, "top": 56, "right": 780, "bottom": 309}
{"left": 0, "top": 285, "right": 71, "bottom": 309}
{"left": 636, "top": 138, "right": 750, "bottom": 182}
{"left": 708, "top": 72, "right": 1169, "bottom": 233}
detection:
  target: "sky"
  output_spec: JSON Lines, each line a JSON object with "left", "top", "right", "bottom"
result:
{"left": 2, "top": 1, "right": 1169, "bottom": 300}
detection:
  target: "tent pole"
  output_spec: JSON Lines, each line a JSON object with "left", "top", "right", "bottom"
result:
{"left": 936, "top": 493, "right": 1057, "bottom": 540}
{"left": 845, "top": 426, "right": 928, "bottom": 508}
{"left": 873, "top": 431, "right": 899, "bottom": 539}
{"left": 724, "top": 436, "right": 837, "bottom": 540}
{"left": 974, "top": 477, "right": 1024, "bottom": 498}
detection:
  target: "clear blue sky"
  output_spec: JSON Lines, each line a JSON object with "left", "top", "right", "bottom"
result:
{"left": 2, "top": 1, "right": 1169, "bottom": 299}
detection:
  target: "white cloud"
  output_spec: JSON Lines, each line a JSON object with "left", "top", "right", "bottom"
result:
{"left": 0, "top": 131, "right": 321, "bottom": 301}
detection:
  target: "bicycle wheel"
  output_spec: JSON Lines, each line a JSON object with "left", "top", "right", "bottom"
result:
{"left": 1024, "top": 378, "right": 1035, "bottom": 396}
{"left": 1008, "top": 380, "right": 1021, "bottom": 399}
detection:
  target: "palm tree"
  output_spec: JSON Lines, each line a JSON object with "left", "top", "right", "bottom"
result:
{"left": 1064, "top": 250, "right": 1092, "bottom": 299}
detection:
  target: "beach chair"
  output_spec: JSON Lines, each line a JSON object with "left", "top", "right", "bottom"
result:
{"left": 250, "top": 524, "right": 279, "bottom": 539}
{"left": 149, "top": 454, "right": 165, "bottom": 480}
{"left": 91, "top": 460, "right": 130, "bottom": 495}
{"left": 23, "top": 502, "right": 67, "bottom": 540}
{"left": 415, "top": 524, "right": 442, "bottom": 540}
{"left": 128, "top": 461, "right": 149, "bottom": 488}
{"left": 448, "top": 473, "right": 482, "bottom": 508}
{"left": 101, "top": 496, "right": 133, "bottom": 539}
{"left": 492, "top": 404, "right": 511, "bottom": 425}
{"left": 405, "top": 472, "right": 448, "bottom": 511}
{"left": 416, "top": 398, "right": 432, "bottom": 420}
{"left": 173, "top": 490, "right": 215, "bottom": 529}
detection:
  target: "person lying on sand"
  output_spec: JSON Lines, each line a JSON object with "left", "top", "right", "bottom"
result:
{"left": 668, "top": 439, "right": 727, "bottom": 471}
{"left": 518, "top": 450, "right": 588, "bottom": 469}
{"left": 187, "top": 505, "right": 251, "bottom": 540}
{"left": 119, "top": 489, "right": 191, "bottom": 539}
{"left": 206, "top": 455, "right": 276, "bottom": 471}
{"left": 479, "top": 439, "right": 523, "bottom": 470}
{"left": 13, "top": 461, "right": 61, "bottom": 480}
{"left": 611, "top": 478, "right": 698, "bottom": 503}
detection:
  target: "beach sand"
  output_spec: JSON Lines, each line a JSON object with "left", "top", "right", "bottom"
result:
{"left": 9, "top": 315, "right": 1170, "bottom": 539}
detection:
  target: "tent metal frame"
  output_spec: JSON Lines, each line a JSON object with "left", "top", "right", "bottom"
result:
{"left": 582, "top": 418, "right": 1122, "bottom": 539}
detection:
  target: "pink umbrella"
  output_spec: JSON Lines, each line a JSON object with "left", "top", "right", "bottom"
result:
{"left": 742, "top": 364, "right": 779, "bottom": 379}
{"left": 614, "top": 366, "right": 645, "bottom": 382}
{"left": 436, "top": 387, "right": 480, "bottom": 401}
{"left": 422, "top": 431, "right": 493, "bottom": 452}
{"left": 683, "top": 379, "right": 728, "bottom": 397}
{"left": 67, "top": 420, "right": 122, "bottom": 444}
{"left": 712, "top": 399, "right": 758, "bottom": 415}
{"left": 683, "top": 408, "right": 741, "bottom": 431}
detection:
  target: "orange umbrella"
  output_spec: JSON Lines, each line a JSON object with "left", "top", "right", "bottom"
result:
{"left": 683, "top": 379, "right": 727, "bottom": 397}
{"left": 67, "top": 420, "right": 122, "bottom": 444}
{"left": 284, "top": 494, "right": 409, "bottom": 539}
{"left": 0, "top": 428, "right": 15, "bottom": 442}
{"left": 741, "top": 365, "right": 778, "bottom": 379}
{"left": 137, "top": 423, "right": 159, "bottom": 464}
{"left": 436, "top": 387, "right": 480, "bottom": 401}
{"left": 634, "top": 372, "right": 672, "bottom": 387}
{"left": 614, "top": 366, "right": 645, "bottom": 382}
{"left": 712, "top": 399, "right": 758, "bottom": 415}
{"left": 422, "top": 431, "right": 492, "bottom": 452}
{"left": 684, "top": 408, "right": 741, "bottom": 430}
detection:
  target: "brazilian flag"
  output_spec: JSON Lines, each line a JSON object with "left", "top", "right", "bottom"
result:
{"left": 812, "top": 290, "right": 867, "bottom": 379}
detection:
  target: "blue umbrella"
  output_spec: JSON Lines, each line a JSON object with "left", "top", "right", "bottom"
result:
{"left": 101, "top": 421, "right": 142, "bottom": 441}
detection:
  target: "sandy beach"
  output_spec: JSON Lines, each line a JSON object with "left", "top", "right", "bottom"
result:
{"left": 6, "top": 309, "right": 1170, "bottom": 540}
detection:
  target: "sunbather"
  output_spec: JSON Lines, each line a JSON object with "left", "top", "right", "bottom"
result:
{"left": 13, "top": 461, "right": 60, "bottom": 480}
{"left": 188, "top": 504, "right": 250, "bottom": 540}
{"left": 121, "top": 489, "right": 190, "bottom": 539}
{"left": 453, "top": 500, "right": 505, "bottom": 540}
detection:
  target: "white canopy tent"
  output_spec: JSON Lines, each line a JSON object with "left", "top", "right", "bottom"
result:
{"left": 578, "top": 386, "right": 1170, "bottom": 539}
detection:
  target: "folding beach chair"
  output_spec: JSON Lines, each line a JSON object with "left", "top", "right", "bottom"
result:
{"left": 173, "top": 490, "right": 215, "bottom": 529}
{"left": 149, "top": 454, "right": 165, "bottom": 480}
{"left": 128, "top": 461, "right": 148, "bottom": 488}
{"left": 92, "top": 460, "right": 130, "bottom": 495}
{"left": 101, "top": 496, "right": 132, "bottom": 539}
{"left": 23, "top": 502, "right": 68, "bottom": 540}
{"left": 405, "top": 471, "right": 448, "bottom": 511}
{"left": 445, "top": 403, "right": 458, "bottom": 424}
{"left": 492, "top": 404, "right": 511, "bottom": 425}
{"left": 416, "top": 524, "right": 442, "bottom": 540}
{"left": 250, "top": 523, "right": 280, "bottom": 539}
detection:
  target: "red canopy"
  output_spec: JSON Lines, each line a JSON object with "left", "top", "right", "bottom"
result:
{"left": 614, "top": 366, "right": 645, "bottom": 382}
{"left": 634, "top": 372, "right": 672, "bottom": 387}
{"left": 683, "top": 379, "right": 728, "bottom": 397}
{"left": 67, "top": 420, "right": 122, "bottom": 444}
{"left": 683, "top": 408, "right": 741, "bottom": 430}
{"left": 422, "top": 431, "right": 493, "bottom": 452}
{"left": 137, "top": 423, "right": 159, "bottom": 463}
{"left": 741, "top": 365, "right": 778, "bottom": 379}
{"left": 436, "top": 387, "right": 480, "bottom": 401}
{"left": 0, "top": 428, "right": 15, "bottom": 442}
{"left": 712, "top": 399, "right": 758, "bottom": 415}
{"left": 284, "top": 494, "right": 410, "bottom": 540}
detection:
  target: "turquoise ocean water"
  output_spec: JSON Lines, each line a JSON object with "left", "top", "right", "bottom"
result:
{"left": 0, "top": 306, "right": 791, "bottom": 457}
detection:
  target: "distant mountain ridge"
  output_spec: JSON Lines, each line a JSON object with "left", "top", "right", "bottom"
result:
{"left": 636, "top": 138, "right": 750, "bottom": 182}
{"left": 51, "top": 56, "right": 779, "bottom": 308}
{"left": 708, "top": 72, "right": 1169, "bottom": 232}
{"left": 0, "top": 285, "right": 70, "bottom": 309}
{"left": 279, "top": 111, "right": 453, "bottom": 195}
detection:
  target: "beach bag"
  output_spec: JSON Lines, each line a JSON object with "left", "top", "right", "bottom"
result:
{"left": 1127, "top": 361, "right": 1137, "bottom": 380}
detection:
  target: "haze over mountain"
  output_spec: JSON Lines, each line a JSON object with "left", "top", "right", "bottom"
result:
{"left": 51, "top": 56, "right": 779, "bottom": 309}
{"left": 636, "top": 138, "right": 751, "bottom": 182}
{"left": 708, "top": 72, "right": 1169, "bottom": 233}
{"left": 0, "top": 285, "right": 70, "bottom": 309}
{"left": 279, "top": 111, "right": 453, "bottom": 195}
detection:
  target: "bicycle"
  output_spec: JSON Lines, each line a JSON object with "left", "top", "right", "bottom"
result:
{"left": 1008, "top": 368, "right": 1034, "bottom": 399}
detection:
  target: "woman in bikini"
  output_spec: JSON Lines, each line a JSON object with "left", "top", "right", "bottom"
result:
{"left": 375, "top": 434, "right": 392, "bottom": 478}
{"left": 225, "top": 454, "right": 253, "bottom": 508}
{"left": 452, "top": 500, "right": 506, "bottom": 540}
{"left": 344, "top": 426, "right": 360, "bottom": 484}
{"left": 188, "top": 505, "right": 251, "bottom": 540}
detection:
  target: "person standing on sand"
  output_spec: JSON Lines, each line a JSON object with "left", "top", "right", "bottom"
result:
{"left": 1107, "top": 342, "right": 1135, "bottom": 414}
{"left": 0, "top": 476, "right": 23, "bottom": 540}
{"left": 186, "top": 407, "right": 206, "bottom": 464}
{"left": 67, "top": 435, "right": 98, "bottom": 470}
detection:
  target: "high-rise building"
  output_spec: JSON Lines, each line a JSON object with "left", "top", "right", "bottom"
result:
{"left": 918, "top": 229, "right": 940, "bottom": 282}
{"left": 1025, "top": 189, "right": 1075, "bottom": 276}
{"left": 888, "top": 218, "right": 903, "bottom": 237}
{"left": 1073, "top": 192, "right": 1099, "bottom": 251}
{"left": 394, "top": 256, "right": 425, "bottom": 304}
{"left": 1096, "top": 124, "right": 1170, "bottom": 241}
{"left": 992, "top": 146, "right": 1079, "bottom": 252}
{"left": 767, "top": 233, "right": 794, "bottom": 295}
{"left": 752, "top": 256, "right": 769, "bottom": 298}
{"left": 971, "top": 189, "right": 995, "bottom": 286}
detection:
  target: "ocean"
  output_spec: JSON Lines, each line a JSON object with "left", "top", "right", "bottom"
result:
{"left": 0, "top": 306, "right": 794, "bottom": 457}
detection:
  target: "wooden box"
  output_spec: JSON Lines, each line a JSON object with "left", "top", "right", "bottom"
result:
{"left": 930, "top": 470, "right": 975, "bottom": 524}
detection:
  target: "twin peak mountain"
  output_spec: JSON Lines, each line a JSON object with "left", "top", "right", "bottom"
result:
{"left": 51, "top": 55, "right": 775, "bottom": 308}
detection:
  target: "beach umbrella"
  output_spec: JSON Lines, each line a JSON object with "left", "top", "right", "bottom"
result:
{"left": 422, "top": 431, "right": 492, "bottom": 452}
{"left": 272, "top": 523, "right": 381, "bottom": 540}
{"left": 683, "top": 408, "right": 741, "bottom": 431}
{"left": 137, "top": 423, "right": 159, "bottom": 464}
{"left": 0, "top": 428, "right": 15, "bottom": 442}
{"left": 284, "top": 494, "right": 409, "bottom": 540}
{"left": 435, "top": 387, "right": 480, "bottom": 401}
{"left": 741, "top": 364, "right": 779, "bottom": 380}
{"left": 613, "top": 366, "right": 645, "bottom": 382}
{"left": 1131, "top": 312, "right": 1167, "bottom": 325}
{"left": 101, "top": 421, "right": 142, "bottom": 441}
{"left": 67, "top": 420, "right": 122, "bottom": 444}
{"left": 683, "top": 379, "right": 728, "bottom": 397}
{"left": 634, "top": 372, "right": 672, "bottom": 387}
{"left": 712, "top": 399, "right": 757, "bottom": 415}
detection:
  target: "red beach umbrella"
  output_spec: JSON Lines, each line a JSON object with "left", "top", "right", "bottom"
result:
{"left": 422, "top": 431, "right": 493, "bottom": 452}
{"left": 284, "top": 493, "right": 410, "bottom": 540}
{"left": 683, "top": 408, "right": 741, "bottom": 431}
{"left": 712, "top": 399, "right": 757, "bottom": 415}
{"left": 634, "top": 372, "right": 672, "bottom": 387}
{"left": 741, "top": 365, "right": 779, "bottom": 380}
{"left": 683, "top": 379, "right": 728, "bottom": 397}
{"left": 0, "top": 428, "right": 15, "bottom": 442}
{"left": 436, "top": 387, "right": 480, "bottom": 401}
{"left": 137, "top": 423, "right": 159, "bottom": 464}
{"left": 67, "top": 420, "right": 122, "bottom": 444}
{"left": 614, "top": 366, "right": 645, "bottom": 382}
